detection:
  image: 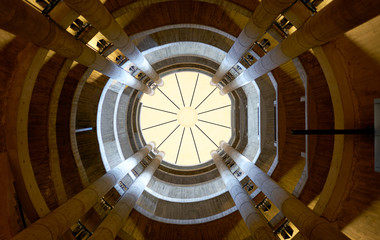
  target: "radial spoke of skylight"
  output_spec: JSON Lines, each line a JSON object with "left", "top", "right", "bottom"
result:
{"left": 142, "top": 119, "right": 177, "bottom": 131}
{"left": 175, "top": 127, "right": 186, "bottom": 164}
{"left": 195, "top": 87, "right": 217, "bottom": 110}
{"left": 195, "top": 124, "right": 218, "bottom": 148}
{"left": 143, "top": 105, "right": 177, "bottom": 115}
{"left": 175, "top": 74, "right": 186, "bottom": 107}
{"left": 196, "top": 121, "right": 231, "bottom": 145}
{"left": 189, "top": 73, "right": 199, "bottom": 107}
{"left": 197, "top": 119, "right": 231, "bottom": 129}
{"left": 198, "top": 105, "right": 231, "bottom": 115}
{"left": 190, "top": 127, "right": 201, "bottom": 163}
{"left": 157, "top": 124, "right": 180, "bottom": 148}
{"left": 157, "top": 88, "right": 180, "bottom": 110}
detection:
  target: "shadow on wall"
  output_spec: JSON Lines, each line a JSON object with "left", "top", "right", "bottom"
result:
{"left": 0, "top": 36, "right": 37, "bottom": 238}
{"left": 57, "top": 63, "right": 88, "bottom": 199}
{"left": 271, "top": 61, "right": 306, "bottom": 193}
{"left": 75, "top": 71, "right": 109, "bottom": 184}
{"left": 321, "top": 28, "right": 380, "bottom": 239}
{"left": 28, "top": 52, "right": 67, "bottom": 211}
{"left": 297, "top": 51, "right": 334, "bottom": 209}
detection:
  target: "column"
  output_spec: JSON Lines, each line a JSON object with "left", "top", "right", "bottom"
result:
{"left": 221, "top": 0, "right": 380, "bottom": 94}
{"left": 63, "top": 0, "right": 163, "bottom": 86}
{"left": 88, "top": 152, "right": 164, "bottom": 240}
{"left": 0, "top": 0, "right": 153, "bottom": 95}
{"left": 220, "top": 141, "right": 349, "bottom": 240}
{"left": 12, "top": 143, "right": 155, "bottom": 240}
{"left": 211, "top": 151, "right": 276, "bottom": 240}
{"left": 211, "top": 0, "right": 294, "bottom": 86}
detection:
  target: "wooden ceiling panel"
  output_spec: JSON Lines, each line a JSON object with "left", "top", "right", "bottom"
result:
{"left": 106, "top": 0, "right": 257, "bottom": 17}
{"left": 109, "top": 1, "right": 255, "bottom": 37}
{"left": 125, "top": 1, "right": 246, "bottom": 36}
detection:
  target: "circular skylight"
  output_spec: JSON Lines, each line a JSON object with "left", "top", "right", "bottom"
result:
{"left": 140, "top": 71, "right": 232, "bottom": 166}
